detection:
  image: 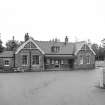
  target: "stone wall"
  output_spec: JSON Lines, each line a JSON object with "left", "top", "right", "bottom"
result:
{"left": 74, "top": 50, "right": 95, "bottom": 69}
{"left": 15, "top": 49, "right": 44, "bottom": 71}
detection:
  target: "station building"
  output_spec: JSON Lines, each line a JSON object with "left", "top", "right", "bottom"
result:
{"left": 0, "top": 34, "right": 96, "bottom": 72}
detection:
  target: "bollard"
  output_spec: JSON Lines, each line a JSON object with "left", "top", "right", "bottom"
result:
{"left": 99, "top": 68, "right": 104, "bottom": 88}
{"left": 103, "top": 68, "right": 105, "bottom": 88}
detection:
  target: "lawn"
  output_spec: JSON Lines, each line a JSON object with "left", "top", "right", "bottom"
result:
{"left": 0, "top": 69, "right": 105, "bottom": 105}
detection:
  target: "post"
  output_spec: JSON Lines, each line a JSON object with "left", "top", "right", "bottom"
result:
{"left": 13, "top": 50, "right": 15, "bottom": 68}
{"left": 29, "top": 49, "right": 32, "bottom": 70}
{"left": 12, "top": 36, "right": 16, "bottom": 69}
{"left": 42, "top": 56, "right": 45, "bottom": 72}
{"left": 99, "top": 68, "right": 103, "bottom": 87}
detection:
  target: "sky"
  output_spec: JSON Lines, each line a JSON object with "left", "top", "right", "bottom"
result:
{"left": 0, "top": 0, "right": 105, "bottom": 45}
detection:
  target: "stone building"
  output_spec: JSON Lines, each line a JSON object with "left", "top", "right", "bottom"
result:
{"left": 0, "top": 35, "right": 96, "bottom": 72}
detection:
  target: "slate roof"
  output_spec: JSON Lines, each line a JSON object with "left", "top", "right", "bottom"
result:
{"left": 35, "top": 40, "right": 75, "bottom": 55}
{"left": 74, "top": 41, "right": 86, "bottom": 54}
{"left": 0, "top": 38, "right": 94, "bottom": 57}
{"left": 35, "top": 40, "right": 87, "bottom": 55}
{"left": 0, "top": 51, "right": 13, "bottom": 57}
{"left": 16, "top": 38, "right": 87, "bottom": 55}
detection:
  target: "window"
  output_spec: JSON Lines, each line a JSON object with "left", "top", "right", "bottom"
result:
{"left": 22, "top": 55, "right": 28, "bottom": 65}
{"left": 55, "top": 60, "right": 59, "bottom": 65}
{"left": 46, "top": 59, "right": 50, "bottom": 64}
{"left": 86, "top": 55, "right": 90, "bottom": 64}
{"left": 4, "top": 60, "right": 10, "bottom": 66}
{"left": 51, "top": 46, "right": 60, "bottom": 53}
{"left": 0, "top": 59, "right": 2, "bottom": 66}
{"left": 55, "top": 60, "right": 59, "bottom": 68}
{"left": 51, "top": 59, "right": 54, "bottom": 64}
{"left": 56, "top": 47, "right": 60, "bottom": 52}
{"left": 32, "top": 55, "right": 39, "bottom": 65}
{"left": 61, "top": 60, "right": 64, "bottom": 64}
{"left": 80, "top": 56, "right": 83, "bottom": 64}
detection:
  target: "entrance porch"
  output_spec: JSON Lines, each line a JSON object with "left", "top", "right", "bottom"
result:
{"left": 44, "top": 54, "right": 74, "bottom": 71}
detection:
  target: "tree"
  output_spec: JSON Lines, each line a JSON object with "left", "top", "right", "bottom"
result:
{"left": 91, "top": 44, "right": 99, "bottom": 53}
{"left": 6, "top": 39, "right": 20, "bottom": 51}
{"left": 101, "top": 38, "right": 105, "bottom": 48}
{"left": 91, "top": 43, "right": 99, "bottom": 60}
{"left": 101, "top": 38, "right": 105, "bottom": 60}
{"left": 98, "top": 45, "right": 105, "bottom": 60}
{"left": 0, "top": 39, "right": 4, "bottom": 53}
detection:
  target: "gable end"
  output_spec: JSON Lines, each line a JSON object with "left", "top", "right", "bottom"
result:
{"left": 75, "top": 43, "right": 96, "bottom": 55}
{"left": 15, "top": 38, "right": 45, "bottom": 54}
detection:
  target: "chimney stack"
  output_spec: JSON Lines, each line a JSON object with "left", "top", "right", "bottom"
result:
{"left": 25, "top": 33, "right": 29, "bottom": 41}
{"left": 87, "top": 39, "right": 91, "bottom": 47}
{"left": 64, "top": 36, "right": 68, "bottom": 45}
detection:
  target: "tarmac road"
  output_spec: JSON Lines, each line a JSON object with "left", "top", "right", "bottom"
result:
{"left": 0, "top": 69, "right": 105, "bottom": 105}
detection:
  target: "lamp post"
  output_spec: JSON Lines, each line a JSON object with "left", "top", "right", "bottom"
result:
{"left": 29, "top": 48, "right": 32, "bottom": 70}
{"left": 13, "top": 49, "right": 15, "bottom": 68}
{"left": 29, "top": 41, "right": 32, "bottom": 71}
{"left": 12, "top": 36, "right": 16, "bottom": 69}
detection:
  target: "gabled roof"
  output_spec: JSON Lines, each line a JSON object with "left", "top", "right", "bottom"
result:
{"left": 74, "top": 41, "right": 86, "bottom": 54}
{"left": 0, "top": 51, "right": 13, "bottom": 57}
{"left": 0, "top": 37, "right": 96, "bottom": 58}
{"left": 74, "top": 41, "right": 96, "bottom": 55}
{"left": 15, "top": 38, "right": 45, "bottom": 54}
{"left": 13, "top": 37, "right": 95, "bottom": 56}
{"left": 15, "top": 38, "right": 96, "bottom": 55}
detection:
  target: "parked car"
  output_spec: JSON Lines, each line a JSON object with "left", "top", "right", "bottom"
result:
{"left": 13, "top": 67, "right": 24, "bottom": 72}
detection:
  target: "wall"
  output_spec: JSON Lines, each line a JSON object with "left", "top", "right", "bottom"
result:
{"left": 0, "top": 57, "right": 14, "bottom": 72}
{"left": 44, "top": 57, "right": 74, "bottom": 71}
{"left": 74, "top": 50, "right": 95, "bottom": 69}
{"left": 15, "top": 49, "right": 44, "bottom": 72}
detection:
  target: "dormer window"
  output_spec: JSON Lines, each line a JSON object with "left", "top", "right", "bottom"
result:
{"left": 51, "top": 46, "right": 60, "bottom": 53}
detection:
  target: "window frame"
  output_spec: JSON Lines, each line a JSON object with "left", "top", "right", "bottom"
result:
{"left": 4, "top": 59, "right": 10, "bottom": 66}
{"left": 46, "top": 58, "right": 50, "bottom": 64}
{"left": 32, "top": 55, "right": 40, "bottom": 65}
{"left": 86, "top": 54, "right": 90, "bottom": 64}
{"left": 79, "top": 55, "right": 83, "bottom": 65}
{"left": 61, "top": 60, "right": 64, "bottom": 64}
{"left": 51, "top": 59, "right": 54, "bottom": 64}
{"left": 51, "top": 46, "right": 60, "bottom": 53}
{"left": 22, "top": 55, "right": 28, "bottom": 65}
{"left": 55, "top": 60, "right": 59, "bottom": 65}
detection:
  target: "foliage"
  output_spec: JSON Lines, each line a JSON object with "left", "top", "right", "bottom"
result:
{"left": 91, "top": 43, "right": 105, "bottom": 60}
{"left": 0, "top": 40, "right": 4, "bottom": 53}
{"left": 6, "top": 40, "right": 20, "bottom": 51}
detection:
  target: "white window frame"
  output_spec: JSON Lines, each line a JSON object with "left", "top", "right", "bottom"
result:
{"left": 55, "top": 60, "right": 59, "bottom": 65}
{"left": 51, "top": 59, "right": 54, "bottom": 64}
{"left": 46, "top": 59, "right": 50, "bottom": 64}
{"left": 22, "top": 55, "right": 28, "bottom": 66}
{"left": 4, "top": 59, "right": 10, "bottom": 66}
{"left": 61, "top": 60, "right": 64, "bottom": 64}
{"left": 32, "top": 55, "right": 40, "bottom": 65}
{"left": 80, "top": 56, "right": 83, "bottom": 64}
{"left": 86, "top": 54, "right": 90, "bottom": 64}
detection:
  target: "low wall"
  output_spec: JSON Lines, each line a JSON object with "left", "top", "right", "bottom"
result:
{"left": 74, "top": 64, "right": 95, "bottom": 70}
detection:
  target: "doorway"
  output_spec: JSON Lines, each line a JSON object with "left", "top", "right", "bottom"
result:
{"left": 55, "top": 59, "right": 60, "bottom": 68}
{"left": 68, "top": 59, "right": 74, "bottom": 69}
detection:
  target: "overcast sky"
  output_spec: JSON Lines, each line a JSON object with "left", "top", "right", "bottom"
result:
{"left": 0, "top": 0, "right": 105, "bottom": 45}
